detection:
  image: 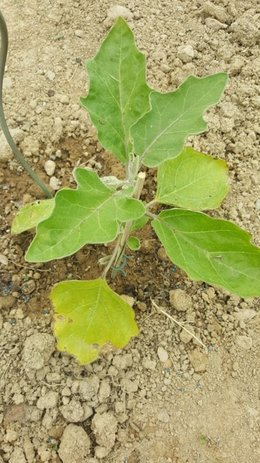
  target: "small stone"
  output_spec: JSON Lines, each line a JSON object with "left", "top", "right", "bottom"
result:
{"left": 0, "top": 254, "right": 8, "bottom": 265}
{"left": 255, "top": 199, "right": 260, "bottom": 211}
{"left": 37, "top": 391, "right": 59, "bottom": 410}
{"left": 236, "top": 335, "right": 253, "bottom": 350}
{"left": 158, "top": 246, "right": 168, "bottom": 261}
{"left": 113, "top": 353, "right": 133, "bottom": 370}
{"left": 0, "top": 128, "right": 24, "bottom": 162}
{"left": 46, "top": 71, "right": 56, "bottom": 81}
{"left": 78, "top": 376, "right": 100, "bottom": 401}
{"left": 142, "top": 358, "right": 157, "bottom": 370}
{"left": 180, "top": 326, "right": 194, "bottom": 344}
{"left": 91, "top": 412, "right": 118, "bottom": 449}
{"left": 3, "top": 76, "right": 13, "bottom": 90}
{"left": 60, "top": 400, "right": 86, "bottom": 423}
{"left": 234, "top": 309, "right": 257, "bottom": 322}
{"left": 189, "top": 349, "right": 208, "bottom": 373}
{"left": 9, "top": 447, "right": 26, "bottom": 463}
{"left": 23, "top": 333, "right": 55, "bottom": 370}
{"left": 120, "top": 294, "right": 135, "bottom": 307}
{"left": 22, "top": 279, "right": 36, "bottom": 295}
{"left": 75, "top": 29, "right": 84, "bottom": 38}
{"left": 205, "top": 18, "right": 227, "bottom": 30}
{"left": 169, "top": 289, "right": 192, "bottom": 312}
{"left": 157, "top": 346, "right": 169, "bottom": 363}
{"left": 23, "top": 436, "right": 35, "bottom": 463}
{"left": 5, "top": 430, "right": 18, "bottom": 442}
{"left": 4, "top": 404, "right": 25, "bottom": 424}
{"left": 44, "top": 159, "right": 56, "bottom": 176}
{"left": 177, "top": 45, "right": 195, "bottom": 63}
{"left": 157, "top": 408, "right": 170, "bottom": 423}
{"left": 105, "top": 5, "right": 133, "bottom": 27}
{"left": 49, "top": 176, "right": 61, "bottom": 190}
{"left": 58, "top": 94, "right": 70, "bottom": 104}
{"left": 98, "top": 379, "right": 111, "bottom": 403}
{"left": 95, "top": 446, "right": 110, "bottom": 458}
{"left": 202, "top": 2, "right": 228, "bottom": 23}
{"left": 59, "top": 424, "right": 91, "bottom": 463}
{"left": 0, "top": 295, "right": 15, "bottom": 310}
{"left": 120, "top": 378, "right": 139, "bottom": 393}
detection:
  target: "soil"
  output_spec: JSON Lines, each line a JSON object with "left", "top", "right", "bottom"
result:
{"left": 0, "top": 1, "right": 260, "bottom": 463}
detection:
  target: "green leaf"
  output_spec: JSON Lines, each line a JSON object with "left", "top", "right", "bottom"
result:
{"left": 131, "top": 73, "right": 228, "bottom": 167}
{"left": 51, "top": 278, "right": 139, "bottom": 364}
{"left": 26, "top": 168, "right": 145, "bottom": 262}
{"left": 131, "top": 215, "right": 149, "bottom": 232}
{"left": 156, "top": 147, "right": 229, "bottom": 210}
{"left": 127, "top": 236, "right": 141, "bottom": 251}
{"left": 81, "top": 17, "right": 150, "bottom": 163}
{"left": 152, "top": 209, "right": 260, "bottom": 297}
{"left": 11, "top": 199, "right": 55, "bottom": 234}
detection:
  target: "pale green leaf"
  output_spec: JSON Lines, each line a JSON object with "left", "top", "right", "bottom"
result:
{"left": 131, "top": 215, "right": 149, "bottom": 232}
{"left": 131, "top": 73, "right": 228, "bottom": 167}
{"left": 11, "top": 199, "right": 55, "bottom": 234}
{"left": 152, "top": 209, "right": 260, "bottom": 297}
{"left": 26, "top": 168, "right": 145, "bottom": 262}
{"left": 156, "top": 147, "right": 229, "bottom": 210}
{"left": 51, "top": 278, "right": 139, "bottom": 364}
{"left": 81, "top": 17, "right": 150, "bottom": 163}
{"left": 127, "top": 236, "right": 141, "bottom": 251}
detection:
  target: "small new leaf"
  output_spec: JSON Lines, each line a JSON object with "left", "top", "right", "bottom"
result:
{"left": 26, "top": 168, "right": 145, "bottom": 262}
{"left": 11, "top": 199, "right": 55, "bottom": 234}
{"left": 156, "top": 147, "right": 229, "bottom": 210}
{"left": 152, "top": 209, "right": 260, "bottom": 297}
{"left": 127, "top": 236, "right": 141, "bottom": 251}
{"left": 132, "top": 73, "right": 228, "bottom": 167}
{"left": 81, "top": 17, "right": 150, "bottom": 163}
{"left": 51, "top": 278, "right": 139, "bottom": 364}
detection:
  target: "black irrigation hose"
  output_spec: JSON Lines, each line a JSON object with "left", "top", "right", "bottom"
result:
{"left": 0, "top": 10, "right": 52, "bottom": 198}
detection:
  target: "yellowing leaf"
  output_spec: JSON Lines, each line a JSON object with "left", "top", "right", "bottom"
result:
{"left": 51, "top": 279, "right": 139, "bottom": 364}
{"left": 156, "top": 147, "right": 229, "bottom": 210}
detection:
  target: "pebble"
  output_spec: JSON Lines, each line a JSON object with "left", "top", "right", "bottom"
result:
{"left": 49, "top": 176, "right": 61, "bottom": 190}
{"left": 46, "top": 71, "right": 55, "bottom": 81}
{"left": 120, "top": 294, "right": 135, "bottom": 307}
{"left": 0, "top": 128, "right": 24, "bottom": 162}
{"left": 60, "top": 400, "right": 91, "bottom": 422}
{"left": 189, "top": 349, "right": 208, "bottom": 373}
{"left": 236, "top": 335, "right": 253, "bottom": 350}
{"left": 255, "top": 199, "right": 260, "bottom": 211}
{"left": 157, "top": 408, "right": 170, "bottom": 423}
{"left": 177, "top": 45, "right": 195, "bottom": 63}
{"left": 75, "top": 29, "right": 84, "bottom": 38}
{"left": 205, "top": 17, "right": 227, "bottom": 30}
{"left": 78, "top": 376, "right": 100, "bottom": 401}
{"left": 0, "top": 254, "right": 8, "bottom": 265}
{"left": 202, "top": 1, "right": 228, "bottom": 23}
{"left": 23, "top": 436, "right": 35, "bottom": 463}
{"left": 9, "top": 447, "right": 26, "bottom": 463}
{"left": 95, "top": 446, "right": 110, "bottom": 458}
{"left": 99, "top": 379, "right": 111, "bottom": 402}
{"left": 113, "top": 353, "right": 133, "bottom": 370}
{"left": 104, "top": 5, "right": 133, "bottom": 27}
{"left": 91, "top": 412, "right": 118, "bottom": 449}
{"left": 142, "top": 358, "right": 157, "bottom": 370}
{"left": 58, "top": 424, "right": 91, "bottom": 463}
{"left": 0, "top": 295, "right": 15, "bottom": 310}
{"left": 3, "top": 76, "right": 13, "bottom": 90}
{"left": 180, "top": 326, "right": 194, "bottom": 344}
{"left": 169, "top": 289, "right": 192, "bottom": 312}
{"left": 157, "top": 346, "right": 169, "bottom": 362}
{"left": 44, "top": 159, "right": 56, "bottom": 176}
{"left": 23, "top": 333, "right": 55, "bottom": 370}
{"left": 37, "top": 391, "right": 59, "bottom": 410}
{"left": 22, "top": 279, "right": 36, "bottom": 295}
{"left": 234, "top": 309, "right": 257, "bottom": 322}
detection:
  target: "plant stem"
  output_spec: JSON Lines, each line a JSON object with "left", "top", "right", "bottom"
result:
{"left": 102, "top": 171, "right": 146, "bottom": 279}
{"left": 0, "top": 11, "right": 52, "bottom": 198}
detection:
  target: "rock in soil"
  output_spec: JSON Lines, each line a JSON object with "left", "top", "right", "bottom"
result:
{"left": 23, "top": 333, "right": 55, "bottom": 370}
{"left": 189, "top": 349, "right": 209, "bottom": 373}
{"left": 58, "top": 424, "right": 91, "bottom": 463}
{"left": 91, "top": 412, "right": 118, "bottom": 449}
{"left": 169, "top": 289, "right": 192, "bottom": 312}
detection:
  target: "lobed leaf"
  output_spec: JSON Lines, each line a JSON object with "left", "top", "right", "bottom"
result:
{"left": 131, "top": 73, "right": 228, "bottom": 167}
{"left": 156, "top": 147, "right": 229, "bottom": 210}
{"left": 26, "top": 168, "right": 145, "bottom": 262}
{"left": 11, "top": 199, "right": 55, "bottom": 234}
{"left": 51, "top": 278, "right": 139, "bottom": 364}
{"left": 81, "top": 17, "right": 150, "bottom": 163}
{"left": 152, "top": 209, "right": 260, "bottom": 297}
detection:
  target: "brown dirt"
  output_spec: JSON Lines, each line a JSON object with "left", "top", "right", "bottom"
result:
{"left": 0, "top": 1, "right": 259, "bottom": 463}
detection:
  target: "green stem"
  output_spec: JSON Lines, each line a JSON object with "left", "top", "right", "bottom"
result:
{"left": 102, "top": 171, "right": 146, "bottom": 279}
{"left": 0, "top": 10, "right": 52, "bottom": 198}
